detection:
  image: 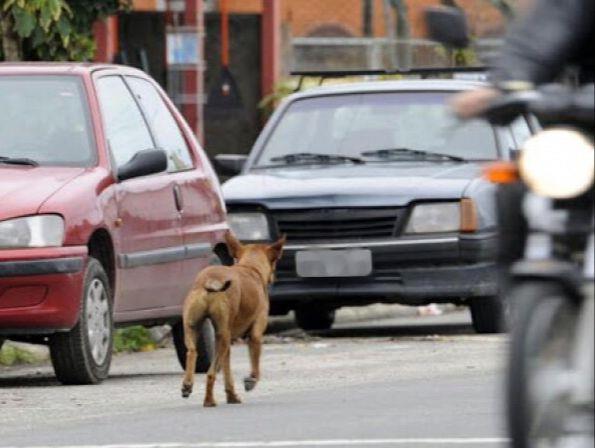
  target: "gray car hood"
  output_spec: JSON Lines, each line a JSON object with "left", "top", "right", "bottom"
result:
{"left": 223, "top": 162, "right": 483, "bottom": 209}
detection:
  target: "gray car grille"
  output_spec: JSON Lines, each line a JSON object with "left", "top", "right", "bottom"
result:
{"left": 272, "top": 208, "right": 403, "bottom": 242}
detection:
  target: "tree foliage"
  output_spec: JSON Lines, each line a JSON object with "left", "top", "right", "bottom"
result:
{"left": 0, "top": 0, "right": 130, "bottom": 62}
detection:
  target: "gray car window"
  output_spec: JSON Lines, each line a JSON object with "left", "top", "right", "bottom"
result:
{"left": 257, "top": 92, "right": 498, "bottom": 166}
{"left": 0, "top": 76, "right": 95, "bottom": 166}
{"left": 510, "top": 116, "right": 533, "bottom": 148}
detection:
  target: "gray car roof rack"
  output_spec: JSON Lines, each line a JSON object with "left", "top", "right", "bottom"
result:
{"left": 290, "top": 66, "right": 487, "bottom": 91}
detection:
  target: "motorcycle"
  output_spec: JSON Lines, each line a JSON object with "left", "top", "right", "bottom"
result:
{"left": 424, "top": 7, "right": 595, "bottom": 447}
{"left": 485, "top": 86, "right": 594, "bottom": 448}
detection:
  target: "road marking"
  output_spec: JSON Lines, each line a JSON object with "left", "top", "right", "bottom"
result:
{"left": 5, "top": 438, "right": 510, "bottom": 448}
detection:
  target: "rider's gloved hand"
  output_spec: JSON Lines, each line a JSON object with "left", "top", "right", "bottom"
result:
{"left": 449, "top": 87, "right": 501, "bottom": 119}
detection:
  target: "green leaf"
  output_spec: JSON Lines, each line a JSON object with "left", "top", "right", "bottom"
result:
{"left": 31, "top": 25, "right": 46, "bottom": 48}
{"left": 49, "top": 0, "right": 63, "bottom": 21}
{"left": 39, "top": 4, "right": 53, "bottom": 31}
{"left": 12, "top": 7, "right": 36, "bottom": 38}
{"left": 2, "top": 0, "right": 17, "bottom": 13}
{"left": 56, "top": 14, "right": 70, "bottom": 38}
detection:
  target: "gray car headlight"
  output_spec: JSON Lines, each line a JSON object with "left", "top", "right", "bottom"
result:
{"left": 405, "top": 203, "right": 461, "bottom": 234}
{"left": 227, "top": 213, "right": 271, "bottom": 241}
{"left": 0, "top": 215, "right": 65, "bottom": 249}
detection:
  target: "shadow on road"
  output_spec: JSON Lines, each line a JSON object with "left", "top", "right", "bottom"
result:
{"left": 0, "top": 369, "right": 184, "bottom": 389}
{"left": 315, "top": 322, "right": 475, "bottom": 338}
{"left": 0, "top": 375, "right": 59, "bottom": 388}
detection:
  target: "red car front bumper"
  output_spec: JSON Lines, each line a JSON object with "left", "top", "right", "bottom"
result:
{"left": 0, "top": 246, "right": 87, "bottom": 334}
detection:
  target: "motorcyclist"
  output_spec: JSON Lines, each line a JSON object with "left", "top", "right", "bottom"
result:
{"left": 452, "top": 0, "right": 594, "bottom": 118}
{"left": 450, "top": 0, "right": 594, "bottom": 285}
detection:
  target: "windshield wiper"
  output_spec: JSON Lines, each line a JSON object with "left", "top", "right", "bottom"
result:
{"left": 361, "top": 148, "right": 466, "bottom": 163}
{"left": 269, "top": 152, "right": 366, "bottom": 166}
{"left": 0, "top": 156, "right": 40, "bottom": 167}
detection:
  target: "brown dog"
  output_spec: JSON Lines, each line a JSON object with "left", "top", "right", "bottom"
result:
{"left": 181, "top": 231, "right": 286, "bottom": 407}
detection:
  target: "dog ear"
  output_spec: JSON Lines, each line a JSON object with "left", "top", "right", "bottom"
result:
{"left": 225, "top": 231, "right": 243, "bottom": 260}
{"left": 267, "top": 235, "right": 287, "bottom": 262}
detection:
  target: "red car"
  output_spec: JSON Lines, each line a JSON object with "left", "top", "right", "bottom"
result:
{"left": 0, "top": 63, "right": 228, "bottom": 384}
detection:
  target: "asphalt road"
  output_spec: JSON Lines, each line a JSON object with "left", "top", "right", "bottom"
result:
{"left": 0, "top": 309, "right": 508, "bottom": 448}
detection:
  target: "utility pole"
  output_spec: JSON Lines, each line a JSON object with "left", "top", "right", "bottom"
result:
{"left": 489, "top": 0, "right": 515, "bottom": 20}
{"left": 384, "top": 0, "right": 411, "bottom": 69}
{"left": 363, "top": 0, "right": 374, "bottom": 37}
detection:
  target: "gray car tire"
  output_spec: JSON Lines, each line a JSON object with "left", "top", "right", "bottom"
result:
{"left": 470, "top": 296, "right": 505, "bottom": 334}
{"left": 295, "top": 306, "right": 336, "bottom": 331}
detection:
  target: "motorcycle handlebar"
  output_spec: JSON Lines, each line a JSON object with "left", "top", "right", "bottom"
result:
{"left": 480, "top": 84, "right": 595, "bottom": 128}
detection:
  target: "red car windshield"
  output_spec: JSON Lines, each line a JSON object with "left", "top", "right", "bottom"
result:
{"left": 0, "top": 76, "right": 95, "bottom": 167}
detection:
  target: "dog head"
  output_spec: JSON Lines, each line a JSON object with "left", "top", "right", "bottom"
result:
{"left": 225, "top": 231, "right": 286, "bottom": 284}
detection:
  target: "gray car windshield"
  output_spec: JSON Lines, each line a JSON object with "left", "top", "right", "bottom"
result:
{"left": 0, "top": 76, "right": 95, "bottom": 167}
{"left": 256, "top": 92, "right": 498, "bottom": 167}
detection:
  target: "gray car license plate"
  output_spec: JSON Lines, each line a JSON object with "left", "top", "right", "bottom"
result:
{"left": 296, "top": 249, "right": 373, "bottom": 278}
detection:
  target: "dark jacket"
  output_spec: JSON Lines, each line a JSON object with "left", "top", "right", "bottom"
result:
{"left": 491, "top": 0, "right": 594, "bottom": 85}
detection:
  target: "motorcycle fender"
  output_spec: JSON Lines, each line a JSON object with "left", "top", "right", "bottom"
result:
{"left": 511, "top": 260, "right": 583, "bottom": 301}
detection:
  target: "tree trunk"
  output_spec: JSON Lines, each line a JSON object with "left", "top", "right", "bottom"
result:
{"left": 0, "top": 11, "right": 22, "bottom": 61}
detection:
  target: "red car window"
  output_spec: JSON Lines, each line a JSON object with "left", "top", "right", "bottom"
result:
{"left": 95, "top": 76, "right": 155, "bottom": 168}
{"left": 126, "top": 77, "right": 195, "bottom": 173}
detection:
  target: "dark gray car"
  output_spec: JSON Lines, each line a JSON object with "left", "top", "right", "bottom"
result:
{"left": 219, "top": 79, "right": 532, "bottom": 333}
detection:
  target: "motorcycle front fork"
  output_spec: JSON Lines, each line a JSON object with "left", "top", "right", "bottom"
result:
{"left": 569, "top": 231, "right": 594, "bottom": 410}
{"left": 571, "top": 230, "right": 594, "bottom": 407}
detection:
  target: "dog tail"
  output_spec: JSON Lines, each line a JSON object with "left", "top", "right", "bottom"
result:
{"left": 204, "top": 279, "right": 232, "bottom": 294}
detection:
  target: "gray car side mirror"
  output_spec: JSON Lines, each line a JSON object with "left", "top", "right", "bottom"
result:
{"left": 214, "top": 154, "right": 248, "bottom": 176}
{"left": 425, "top": 6, "right": 471, "bottom": 49}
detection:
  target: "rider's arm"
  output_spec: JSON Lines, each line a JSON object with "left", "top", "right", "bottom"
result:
{"left": 490, "top": 0, "right": 593, "bottom": 87}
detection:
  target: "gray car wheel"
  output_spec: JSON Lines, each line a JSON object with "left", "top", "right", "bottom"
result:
{"left": 470, "top": 296, "right": 506, "bottom": 334}
{"left": 295, "top": 306, "right": 336, "bottom": 331}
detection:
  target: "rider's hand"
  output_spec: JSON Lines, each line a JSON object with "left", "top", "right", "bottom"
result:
{"left": 450, "top": 88, "right": 501, "bottom": 119}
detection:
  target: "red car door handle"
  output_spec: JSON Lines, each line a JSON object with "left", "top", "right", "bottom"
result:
{"left": 173, "top": 184, "right": 184, "bottom": 212}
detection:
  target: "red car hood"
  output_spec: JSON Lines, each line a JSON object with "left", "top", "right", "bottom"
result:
{"left": 0, "top": 166, "right": 85, "bottom": 220}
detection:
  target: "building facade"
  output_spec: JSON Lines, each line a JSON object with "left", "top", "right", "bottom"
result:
{"left": 94, "top": 0, "right": 281, "bottom": 144}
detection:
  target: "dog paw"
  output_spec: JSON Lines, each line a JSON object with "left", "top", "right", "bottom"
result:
{"left": 227, "top": 394, "right": 243, "bottom": 405}
{"left": 203, "top": 399, "right": 218, "bottom": 408}
{"left": 244, "top": 376, "right": 257, "bottom": 392}
{"left": 181, "top": 383, "right": 193, "bottom": 399}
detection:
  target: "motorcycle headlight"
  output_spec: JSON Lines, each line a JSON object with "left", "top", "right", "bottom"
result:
{"left": 519, "top": 128, "right": 595, "bottom": 199}
{"left": 405, "top": 203, "right": 461, "bottom": 234}
{"left": 0, "top": 215, "right": 65, "bottom": 249}
{"left": 227, "top": 213, "right": 271, "bottom": 241}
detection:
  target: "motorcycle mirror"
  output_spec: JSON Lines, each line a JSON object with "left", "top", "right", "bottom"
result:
{"left": 425, "top": 6, "right": 471, "bottom": 49}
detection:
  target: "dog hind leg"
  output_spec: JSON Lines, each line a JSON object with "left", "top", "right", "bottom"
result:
{"left": 245, "top": 313, "right": 267, "bottom": 392}
{"left": 181, "top": 323, "right": 199, "bottom": 399}
{"left": 204, "top": 312, "right": 231, "bottom": 408}
{"left": 181, "top": 295, "right": 207, "bottom": 399}
{"left": 224, "top": 348, "right": 242, "bottom": 404}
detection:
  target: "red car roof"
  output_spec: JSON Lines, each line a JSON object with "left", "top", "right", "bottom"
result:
{"left": 0, "top": 62, "right": 138, "bottom": 76}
